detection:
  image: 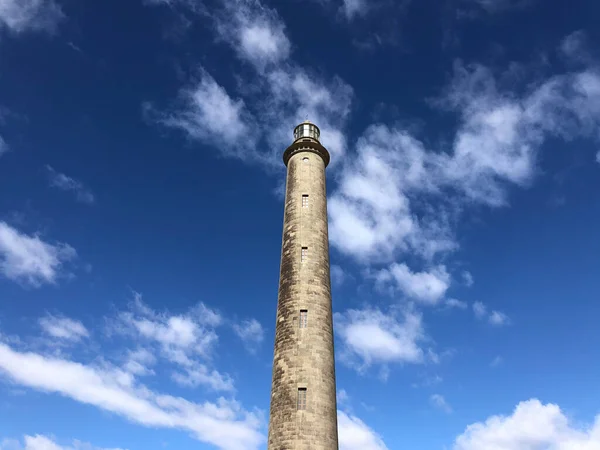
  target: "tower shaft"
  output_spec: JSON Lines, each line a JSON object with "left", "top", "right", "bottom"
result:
{"left": 267, "top": 126, "right": 339, "bottom": 450}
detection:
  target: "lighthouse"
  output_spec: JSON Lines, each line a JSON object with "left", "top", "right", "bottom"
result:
{"left": 267, "top": 121, "right": 339, "bottom": 449}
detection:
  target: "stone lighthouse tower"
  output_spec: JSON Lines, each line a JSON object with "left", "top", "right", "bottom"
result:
{"left": 267, "top": 121, "right": 339, "bottom": 450}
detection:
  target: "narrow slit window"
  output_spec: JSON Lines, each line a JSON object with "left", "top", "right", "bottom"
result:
{"left": 302, "top": 157, "right": 309, "bottom": 163}
{"left": 301, "top": 247, "right": 308, "bottom": 262}
{"left": 299, "top": 310, "right": 308, "bottom": 328}
{"left": 297, "top": 388, "right": 307, "bottom": 410}
{"left": 302, "top": 195, "right": 309, "bottom": 208}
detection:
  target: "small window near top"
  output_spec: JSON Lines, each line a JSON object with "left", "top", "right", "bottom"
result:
{"left": 299, "top": 310, "right": 308, "bottom": 328}
{"left": 302, "top": 157, "right": 309, "bottom": 163}
{"left": 297, "top": 388, "right": 307, "bottom": 410}
{"left": 302, "top": 195, "right": 309, "bottom": 208}
{"left": 301, "top": 247, "right": 308, "bottom": 262}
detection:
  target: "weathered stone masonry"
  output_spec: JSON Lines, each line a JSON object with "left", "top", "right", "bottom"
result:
{"left": 267, "top": 122, "right": 339, "bottom": 450}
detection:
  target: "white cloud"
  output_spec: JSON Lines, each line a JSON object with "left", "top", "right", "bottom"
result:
{"left": 112, "top": 293, "right": 233, "bottom": 392}
{"left": 151, "top": 70, "right": 253, "bottom": 155}
{"left": 232, "top": 319, "right": 264, "bottom": 353}
{"left": 0, "top": 435, "right": 125, "bottom": 450}
{"left": 335, "top": 307, "right": 425, "bottom": 369}
{"left": 46, "top": 166, "right": 95, "bottom": 205}
{"left": 446, "top": 299, "right": 468, "bottom": 309}
{"left": 473, "top": 301, "right": 487, "bottom": 319}
{"left": 473, "top": 302, "right": 510, "bottom": 326}
{"left": 328, "top": 63, "right": 600, "bottom": 271}
{"left": 489, "top": 310, "right": 510, "bottom": 326}
{"left": 430, "top": 394, "right": 453, "bottom": 414}
{"left": 337, "top": 389, "right": 350, "bottom": 407}
{"left": 378, "top": 263, "right": 450, "bottom": 305}
{"left": 0, "top": 222, "right": 76, "bottom": 287}
{"left": 39, "top": 315, "right": 89, "bottom": 342}
{"left": 338, "top": 410, "right": 389, "bottom": 450}
{"left": 116, "top": 293, "right": 221, "bottom": 355}
{"left": 462, "top": 271, "right": 474, "bottom": 287}
{"left": 0, "top": 341, "right": 264, "bottom": 450}
{"left": 454, "top": 399, "right": 600, "bottom": 450}
{"left": 595, "top": 151, "right": 600, "bottom": 164}
{"left": 210, "top": 0, "right": 291, "bottom": 70}
{"left": 237, "top": 22, "right": 290, "bottom": 69}
{"left": 328, "top": 122, "right": 466, "bottom": 265}
{"left": 331, "top": 265, "right": 346, "bottom": 286}
{"left": 123, "top": 348, "right": 156, "bottom": 377}
{"left": 0, "top": 0, "right": 63, "bottom": 33}
{"left": 342, "top": 0, "right": 368, "bottom": 19}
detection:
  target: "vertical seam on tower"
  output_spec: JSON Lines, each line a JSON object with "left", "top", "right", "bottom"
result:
{"left": 295, "top": 153, "right": 304, "bottom": 450}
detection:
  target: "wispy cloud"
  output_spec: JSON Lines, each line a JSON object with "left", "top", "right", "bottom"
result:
{"left": 473, "top": 302, "right": 510, "bottom": 326}
{"left": 0, "top": 221, "right": 76, "bottom": 287}
{"left": 559, "top": 31, "right": 590, "bottom": 65}
{"left": 0, "top": 435, "right": 126, "bottom": 450}
{"left": 341, "top": 0, "right": 368, "bottom": 19}
{"left": 462, "top": 271, "right": 474, "bottom": 287}
{"left": 473, "top": 301, "right": 487, "bottom": 319}
{"left": 454, "top": 399, "right": 600, "bottom": 449}
{"left": 39, "top": 315, "right": 89, "bottom": 342}
{"left": 0, "top": 136, "right": 7, "bottom": 157}
{"left": 488, "top": 310, "right": 510, "bottom": 326}
{"left": 445, "top": 298, "right": 468, "bottom": 309}
{"left": 147, "top": 70, "right": 255, "bottom": 158}
{"left": 232, "top": 319, "right": 264, "bottom": 354}
{"left": 462, "top": 0, "right": 532, "bottom": 13}
{"left": 430, "top": 394, "right": 453, "bottom": 414}
{"left": 122, "top": 348, "right": 156, "bottom": 377}
{"left": 147, "top": 0, "right": 353, "bottom": 167}
{"left": 490, "top": 355, "right": 503, "bottom": 367}
{"left": 337, "top": 389, "right": 350, "bottom": 408}
{"left": 46, "top": 166, "right": 95, "bottom": 205}
{"left": 110, "top": 292, "right": 233, "bottom": 392}
{"left": 0, "top": 0, "right": 64, "bottom": 34}
{"left": 0, "top": 340, "right": 264, "bottom": 450}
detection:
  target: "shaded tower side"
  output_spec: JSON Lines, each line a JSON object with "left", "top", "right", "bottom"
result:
{"left": 267, "top": 122, "right": 339, "bottom": 450}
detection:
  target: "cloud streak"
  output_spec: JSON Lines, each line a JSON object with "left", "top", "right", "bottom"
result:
{"left": 46, "top": 166, "right": 95, "bottom": 204}
{"left": 39, "top": 315, "right": 89, "bottom": 342}
{"left": 0, "top": 222, "right": 76, "bottom": 287}
{"left": 0, "top": 340, "right": 264, "bottom": 450}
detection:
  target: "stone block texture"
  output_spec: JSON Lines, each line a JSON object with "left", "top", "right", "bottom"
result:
{"left": 267, "top": 142, "right": 339, "bottom": 450}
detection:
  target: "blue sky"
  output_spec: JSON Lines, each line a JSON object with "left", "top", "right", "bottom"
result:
{"left": 1, "top": 0, "right": 600, "bottom": 449}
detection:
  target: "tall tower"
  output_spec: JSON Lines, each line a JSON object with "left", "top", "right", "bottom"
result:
{"left": 267, "top": 121, "right": 339, "bottom": 450}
